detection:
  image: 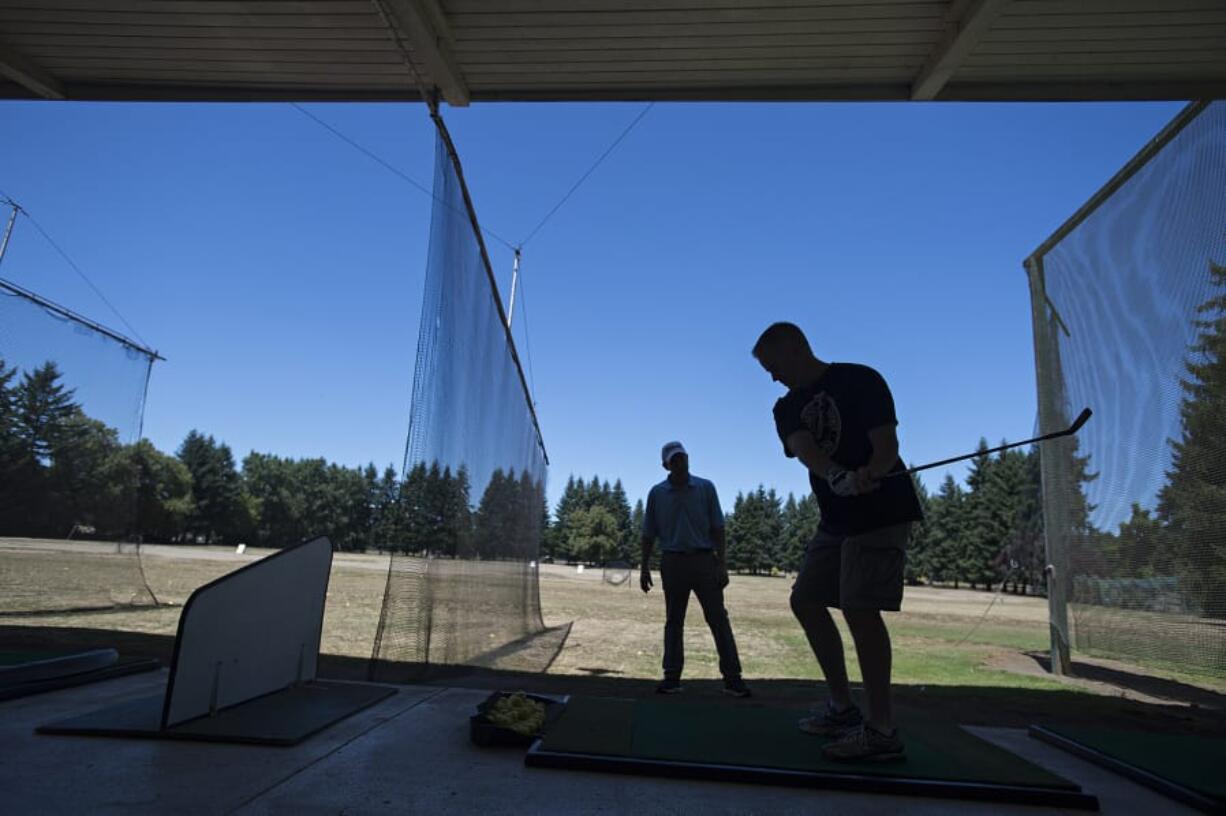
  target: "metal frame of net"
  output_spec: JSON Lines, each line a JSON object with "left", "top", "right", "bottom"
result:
{"left": 1027, "top": 100, "right": 1226, "bottom": 676}
{"left": 369, "top": 112, "right": 568, "bottom": 680}
{"left": 0, "top": 277, "right": 161, "bottom": 614}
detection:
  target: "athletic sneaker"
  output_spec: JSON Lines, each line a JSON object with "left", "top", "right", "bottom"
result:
{"left": 722, "top": 677, "right": 752, "bottom": 698}
{"left": 798, "top": 701, "right": 863, "bottom": 736}
{"left": 821, "top": 724, "right": 905, "bottom": 762}
{"left": 656, "top": 678, "right": 683, "bottom": 694}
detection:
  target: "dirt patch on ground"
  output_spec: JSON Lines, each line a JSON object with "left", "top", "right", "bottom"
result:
{"left": 987, "top": 649, "right": 1226, "bottom": 710}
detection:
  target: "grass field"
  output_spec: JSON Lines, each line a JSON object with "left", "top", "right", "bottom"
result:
{"left": 2, "top": 540, "right": 1223, "bottom": 732}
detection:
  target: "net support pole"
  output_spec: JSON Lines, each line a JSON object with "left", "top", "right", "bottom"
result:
{"left": 506, "top": 248, "right": 521, "bottom": 330}
{"left": 0, "top": 201, "right": 19, "bottom": 268}
{"left": 1026, "top": 255, "right": 1072, "bottom": 676}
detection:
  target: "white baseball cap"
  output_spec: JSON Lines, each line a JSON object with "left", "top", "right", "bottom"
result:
{"left": 661, "top": 441, "right": 687, "bottom": 465}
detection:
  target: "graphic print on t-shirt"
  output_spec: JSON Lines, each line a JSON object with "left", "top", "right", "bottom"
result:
{"left": 801, "top": 392, "right": 841, "bottom": 455}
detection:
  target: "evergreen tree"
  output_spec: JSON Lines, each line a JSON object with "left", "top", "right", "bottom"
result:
{"left": 567, "top": 504, "right": 620, "bottom": 565}
{"left": 1114, "top": 503, "right": 1170, "bottom": 578}
{"left": 1157, "top": 260, "right": 1226, "bottom": 617}
{"left": 400, "top": 461, "right": 431, "bottom": 554}
{"left": 726, "top": 486, "right": 783, "bottom": 575}
{"left": 467, "top": 467, "right": 497, "bottom": 557}
{"left": 46, "top": 414, "right": 123, "bottom": 536}
{"left": 1000, "top": 447, "right": 1046, "bottom": 594}
{"left": 0, "top": 357, "right": 20, "bottom": 468}
{"left": 629, "top": 498, "right": 647, "bottom": 567}
{"left": 538, "top": 481, "right": 551, "bottom": 562}
{"left": 435, "top": 464, "right": 472, "bottom": 557}
{"left": 609, "top": 478, "right": 633, "bottom": 559}
{"left": 550, "top": 475, "right": 584, "bottom": 562}
{"left": 0, "top": 358, "right": 29, "bottom": 533}
{"left": 905, "top": 474, "right": 933, "bottom": 584}
{"left": 780, "top": 493, "right": 820, "bottom": 574}
{"left": 928, "top": 474, "right": 968, "bottom": 586}
{"left": 242, "top": 452, "right": 302, "bottom": 547}
{"left": 4, "top": 362, "right": 80, "bottom": 534}
{"left": 115, "top": 439, "right": 193, "bottom": 542}
{"left": 13, "top": 362, "right": 78, "bottom": 465}
{"left": 962, "top": 440, "right": 1002, "bottom": 589}
{"left": 371, "top": 465, "right": 402, "bottom": 550}
{"left": 177, "top": 430, "right": 248, "bottom": 544}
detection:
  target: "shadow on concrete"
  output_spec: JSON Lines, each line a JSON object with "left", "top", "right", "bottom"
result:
{"left": 4, "top": 624, "right": 1224, "bottom": 737}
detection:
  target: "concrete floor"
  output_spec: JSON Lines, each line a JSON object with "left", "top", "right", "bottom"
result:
{"left": 0, "top": 671, "right": 1199, "bottom": 815}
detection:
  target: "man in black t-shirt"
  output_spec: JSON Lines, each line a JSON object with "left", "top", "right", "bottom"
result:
{"left": 753, "top": 322, "right": 923, "bottom": 762}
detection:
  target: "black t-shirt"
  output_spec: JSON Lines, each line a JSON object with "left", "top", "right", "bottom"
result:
{"left": 773, "top": 362, "right": 924, "bottom": 536}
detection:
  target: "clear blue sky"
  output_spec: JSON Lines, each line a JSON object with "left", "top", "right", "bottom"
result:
{"left": 0, "top": 100, "right": 1186, "bottom": 511}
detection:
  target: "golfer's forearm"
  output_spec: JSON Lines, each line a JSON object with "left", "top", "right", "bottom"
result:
{"left": 712, "top": 527, "right": 726, "bottom": 561}
{"left": 641, "top": 537, "right": 654, "bottom": 567}
{"left": 867, "top": 446, "right": 898, "bottom": 478}
{"left": 866, "top": 427, "right": 900, "bottom": 477}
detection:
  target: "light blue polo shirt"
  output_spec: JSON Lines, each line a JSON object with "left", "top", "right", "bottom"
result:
{"left": 643, "top": 474, "right": 725, "bottom": 552}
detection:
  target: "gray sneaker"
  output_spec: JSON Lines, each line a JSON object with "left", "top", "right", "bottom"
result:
{"left": 656, "top": 678, "right": 683, "bottom": 694}
{"left": 821, "top": 724, "right": 905, "bottom": 762}
{"left": 798, "top": 701, "right": 862, "bottom": 736}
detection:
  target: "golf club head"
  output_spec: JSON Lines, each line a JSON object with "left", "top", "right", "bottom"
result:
{"left": 1067, "top": 407, "right": 1093, "bottom": 434}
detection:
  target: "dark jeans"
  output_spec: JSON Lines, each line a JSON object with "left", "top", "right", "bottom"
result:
{"left": 660, "top": 551, "right": 743, "bottom": 680}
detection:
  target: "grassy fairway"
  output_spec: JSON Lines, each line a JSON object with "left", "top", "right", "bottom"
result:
{"left": 3, "top": 540, "right": 1223, "bottom": 728}
{"left": 539, "top": 564, "right": 1060, "bottom": 690}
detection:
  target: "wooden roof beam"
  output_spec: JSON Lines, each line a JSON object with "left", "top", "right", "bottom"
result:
{"left": 0, "top": 41, "right": 64, "bottom": 100}
{"left": 379, "top": 0, "right": 470, "bottom": 107}
{"left": 911, "top": 0, "right": 1011, "bottom": 101}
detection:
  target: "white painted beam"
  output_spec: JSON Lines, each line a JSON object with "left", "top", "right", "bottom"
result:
{"left": 912, "top": 0, "right": 1012, "bottom": 101}
{"left": 379, "top": 0, "right": 471, "bottom": 107}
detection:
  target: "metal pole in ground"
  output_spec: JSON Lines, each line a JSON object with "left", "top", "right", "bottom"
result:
{"left": 506, "top": 248, "right": 521, "bottom": 330}
{"left": 1026, "top": 255, "right": 1072, "bottom": 675}
{"left": 0, "top": 200, "right": 19, "bottom": 268}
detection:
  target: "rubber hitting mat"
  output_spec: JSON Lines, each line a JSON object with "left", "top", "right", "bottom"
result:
{"left": 527, "top": 697, "right": 1098, "bottom": 810}
{"left": 36, "top": 680, "right": 396, "bottom": 746}
{"left": 0, "top": 649, "right": 160, "bottom": 702}
{"left": 1030, "top": 725, "right": 1224, "bottom": 814}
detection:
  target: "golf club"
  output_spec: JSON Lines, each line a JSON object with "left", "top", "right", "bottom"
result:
{"left": 885, "top": 407, "right": 1093, "bottom": 477}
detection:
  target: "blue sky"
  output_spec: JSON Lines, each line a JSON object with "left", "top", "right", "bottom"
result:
{"left": 0, "top": 100, "right": 1186, "bottom": 511}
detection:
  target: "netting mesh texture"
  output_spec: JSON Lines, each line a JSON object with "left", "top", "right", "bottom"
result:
{"left": 0, "top": 282, "right": 158, "bottom": 613}
{"left": 370, "top": 126, "right": 566, "bottom": 679}
{"left": 1030, "top": 101, "right": 1226, "bottom": 674}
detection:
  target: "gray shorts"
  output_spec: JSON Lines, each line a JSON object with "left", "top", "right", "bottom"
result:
{"left": 792, "top": 523, "right": 911, "bottom": 611}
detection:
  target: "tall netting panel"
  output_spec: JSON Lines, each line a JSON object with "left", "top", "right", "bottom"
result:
{"left": 371, "top": 124, "right": 566, "bottom": 680}
{"left": 1028, "top": 101, "right": 1226, "bottom": 675}
{"left": 0, "top": 280, "right": 160, "bottom": 613}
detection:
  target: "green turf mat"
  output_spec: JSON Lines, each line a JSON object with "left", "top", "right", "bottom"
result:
{"left": 532, "top": 697, "right": 1100, "bottom": 808}
{"left": 542, "top": 696, "right": 636, "bottom": 755}
{"left": 542, "top": 697, "right": 1077, "bottom": 790}
{"left": 1032, "top": 725, "right": 1225, "bottom": 812}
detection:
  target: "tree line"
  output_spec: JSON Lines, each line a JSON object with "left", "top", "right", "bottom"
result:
{"left": 0, "top": 358, "right": 545, "bottom": 556}
{"left": 5, "top": 252, "right": 1221, "bottom": 614}
{"left": 541, "top": 461, "right": 1048, "bottom": 594}
{"left": 0, "top": 357, "right": 1047, "bottom": 589}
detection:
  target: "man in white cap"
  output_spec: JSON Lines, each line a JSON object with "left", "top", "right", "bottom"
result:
{"left": 641, "top": 441, "right": 750, "bottom": 697}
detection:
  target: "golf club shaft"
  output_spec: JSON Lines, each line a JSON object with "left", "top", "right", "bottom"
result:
{"left": 885, "top": 407, "right": 1093, "bottom": 477}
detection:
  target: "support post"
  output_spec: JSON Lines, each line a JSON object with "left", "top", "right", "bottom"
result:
{"left": 506, "top": 248, "right": 521, "bottom": 330}
{"left": 1026, "top": 255, "right": 1072, "bottom": 675}
{"left": 0, "top": 200, "right": 18, "bottom": 268}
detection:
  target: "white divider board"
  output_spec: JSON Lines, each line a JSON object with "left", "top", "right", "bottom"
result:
{"left": 162, "top": 536, "right": 333, "bottom": 728}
